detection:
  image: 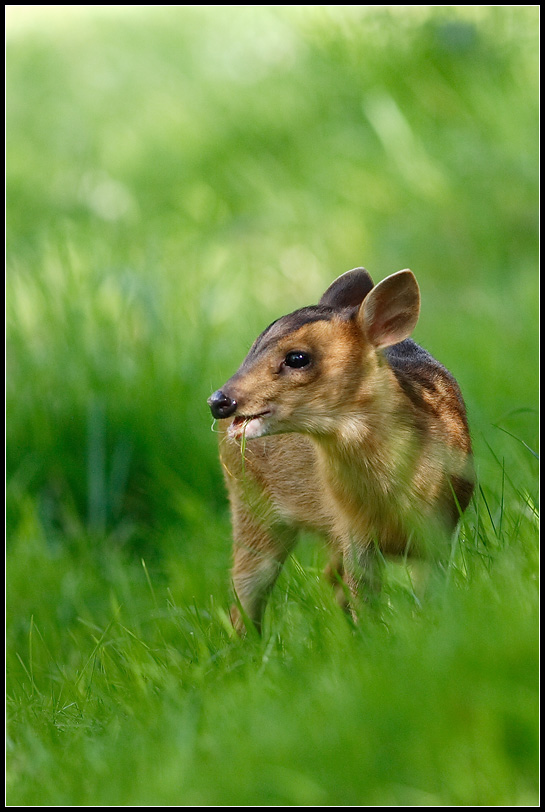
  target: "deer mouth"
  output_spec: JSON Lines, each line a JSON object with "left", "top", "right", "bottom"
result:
{"left": 228, "top": 411, "right": 271, "bottom": 441}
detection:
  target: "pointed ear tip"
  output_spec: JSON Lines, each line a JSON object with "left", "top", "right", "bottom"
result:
{"left": 396, "top": 268, "right": 420, "bottom": 291}
{"left": 374, "top": 268, "right": 419, "bottom": 292}
{"left": 319, "top": 266, "right": 374, "bottom": 308}
{"left": 342, "top": 266, "right": 373, "bottom": 280}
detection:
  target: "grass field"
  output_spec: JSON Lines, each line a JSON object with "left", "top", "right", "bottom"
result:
{"left": 6, "top": 6, "right": 539, "bottom": 806}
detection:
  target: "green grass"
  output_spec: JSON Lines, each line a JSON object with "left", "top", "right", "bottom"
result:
{"left": 7, "top": 6, "right": 538, "bottom": 806}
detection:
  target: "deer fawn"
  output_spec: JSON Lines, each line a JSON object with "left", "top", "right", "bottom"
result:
{"left": 208, "top": 268, "right": 474, "bottom": 634}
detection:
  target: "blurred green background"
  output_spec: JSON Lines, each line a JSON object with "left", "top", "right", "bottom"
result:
{"left": 7, "top": 5, "right": 538, "bottom": 806}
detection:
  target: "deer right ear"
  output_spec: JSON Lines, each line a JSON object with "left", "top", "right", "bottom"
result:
{"left": 319, "top": 267, "right": 374, "bottom": 309}
{"left": 360, "top": 269, "right": 420, "bottom": 349}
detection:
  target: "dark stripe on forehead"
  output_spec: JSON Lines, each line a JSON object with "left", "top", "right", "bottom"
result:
{"left": 245, "top": 305, "right": 339, "bottom": 362}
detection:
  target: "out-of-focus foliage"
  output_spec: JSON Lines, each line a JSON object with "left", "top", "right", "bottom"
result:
{"left": 7, "top": 7, "right": 538, "bottom": 806}
{"left": 7, "top": 6, "right": 538, "bottom": 550}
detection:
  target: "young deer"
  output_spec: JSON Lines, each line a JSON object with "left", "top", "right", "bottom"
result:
{"left": 208, "top": 268, "right": 473, "bottom": 634}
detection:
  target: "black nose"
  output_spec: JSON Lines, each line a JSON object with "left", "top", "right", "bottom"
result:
{"left": 208, "top": 389, "right": 238, "bottom": 419}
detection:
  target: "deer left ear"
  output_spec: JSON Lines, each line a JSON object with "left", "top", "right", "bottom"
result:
{"left": 360, "top": 269, "right": 420, "bottom": 349}
{"left": 319, "top": 267, "right": 374, "bottom": 309}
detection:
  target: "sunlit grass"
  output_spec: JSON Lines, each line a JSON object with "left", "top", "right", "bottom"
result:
{"left": 7, "top": 5, "right": 538, "bottom": 806}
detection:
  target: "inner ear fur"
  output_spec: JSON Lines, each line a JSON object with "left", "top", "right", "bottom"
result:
{"left": 360, "top": 269, "right": 420, "bottom": 349}
{"left": 319, "top": 267, "right": 374, "bottom": 309}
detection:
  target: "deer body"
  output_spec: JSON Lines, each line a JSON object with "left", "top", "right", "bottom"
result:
{"left": 209, "top": 268, "right": 473, "bottom": 633}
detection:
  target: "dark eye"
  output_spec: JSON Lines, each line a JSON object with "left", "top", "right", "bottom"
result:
{"left": 284, "top": 351, "right": 311, "bottom": 369}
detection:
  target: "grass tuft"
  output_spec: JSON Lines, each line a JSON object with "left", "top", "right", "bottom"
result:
{"left": 7, "top": 5, "right": 538, "bottom": 806}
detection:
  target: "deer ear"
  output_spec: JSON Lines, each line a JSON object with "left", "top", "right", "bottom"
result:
{"left": 360, "top": 269, "right": 420, "bottom": 349}
{"left": 319, "top": 267, "right": 374, "bottom": 308}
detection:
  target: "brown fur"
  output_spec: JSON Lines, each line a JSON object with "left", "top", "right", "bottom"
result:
{"left": 209, "top": 268, "right": 474, "bottom": 633}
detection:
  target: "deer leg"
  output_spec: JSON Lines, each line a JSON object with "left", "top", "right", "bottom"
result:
{"left": 229, "top": 509, "right": 296, "bottom": 635}
{"left": 323, "top": 549, "right": 350, "bottom": 611}
{"left": 341, "top": 537, "right": 384, "bottom": 619}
